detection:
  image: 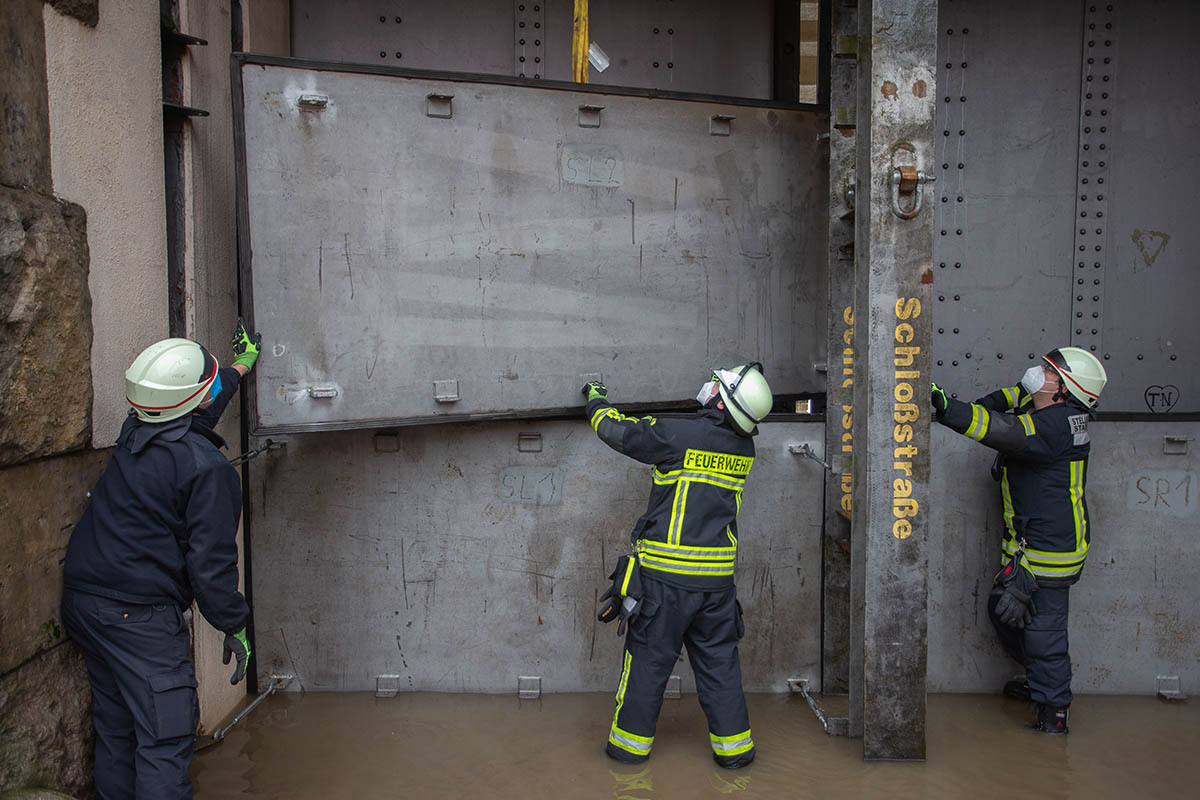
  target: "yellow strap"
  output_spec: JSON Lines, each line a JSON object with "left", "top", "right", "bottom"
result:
{"left": 572, "top": 0, "right": 589, "bottom": 83}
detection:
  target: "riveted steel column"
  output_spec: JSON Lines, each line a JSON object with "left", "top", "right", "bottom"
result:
{"left": 849, "top": 0, "right": 937, "bottom": 760}
{"left": 821, "top": 0, "right": 860, "bottom": 698}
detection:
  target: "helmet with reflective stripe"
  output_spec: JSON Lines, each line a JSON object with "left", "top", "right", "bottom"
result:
{"left": 713, "top": 362, "right": 773, "bottom": 436}
{"left": 1043, "top": 346, "right": 1106, "bottom": 409}
{"left": 125, "top": 338, "right": 218, "bottom": 422}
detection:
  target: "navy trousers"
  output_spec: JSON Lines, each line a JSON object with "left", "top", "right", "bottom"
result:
{"left": 989, "top": 584, "right": 1072, "bottom": 707}
{"left": 606, "top": 577, "right": 754, "bottom": 767}
{"left": 61, "top": 589, "right": 198, "bottom": 800}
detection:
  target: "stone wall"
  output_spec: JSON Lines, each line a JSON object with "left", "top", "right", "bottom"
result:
{"left": 0, "top": 188, "right": 93, "bottom": 467}
{"left": 0, "top": 643, "right": 93, "bottom": 799}
{"left": 0, "top": 1, "right": 98, "bottom": 797}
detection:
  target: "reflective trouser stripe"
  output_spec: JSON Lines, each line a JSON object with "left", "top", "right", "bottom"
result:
{"left": 710, "top": 729, "right": 755, "bottom": 756}
{"left": 610, "top": 651, "right": 654, "bottom": 756}
{"left": 1070, "top": 459, "right": 1088, "bottom": 551}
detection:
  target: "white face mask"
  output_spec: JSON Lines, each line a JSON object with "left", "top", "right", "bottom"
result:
{"left": 1020, "top": 365, "right": 1046, "bottom": 394}
{"left": 696, "top": 380, "right": 719, "bottom": 406}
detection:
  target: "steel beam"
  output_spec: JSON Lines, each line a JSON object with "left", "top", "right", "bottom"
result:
{"left": 849, "top": 0, "right": 937, "bottom": 760}
{"left": 820, "top": 0, "right": 860, "bottom": 698}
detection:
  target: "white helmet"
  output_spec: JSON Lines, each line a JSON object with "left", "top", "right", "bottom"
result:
{"left": 125, "top": 338, "right": 219, "bottom": 422}
{"left": 713, "top": 362, "right": 773, "bottom": 436}
{"left": 1043, "top": 347, "right": 1107, "bottom": 409}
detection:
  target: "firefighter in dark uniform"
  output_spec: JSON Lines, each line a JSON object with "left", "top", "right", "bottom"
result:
{"left": 61, "top": 320, "right": 261, "bottom": 799}
{"left": 932, "top": 346, "right": 1107, "bottom": 734}
{"left": 583, "top": 363, "right": 773, "bottom": 768}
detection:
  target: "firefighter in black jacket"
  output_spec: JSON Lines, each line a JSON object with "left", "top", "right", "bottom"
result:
{"left": 584, "top": 363, "right": 773, "bottom": 768}
{"left": 932, "top": 346, "right": 1107, "bottom": 734}
{"left": 62, "top": 320, "right": 261, "bottom": 799}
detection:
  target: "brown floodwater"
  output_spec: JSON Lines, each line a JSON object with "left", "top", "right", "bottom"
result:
{"left": 192, "top": 692, "right": 1198, "bottom": 799}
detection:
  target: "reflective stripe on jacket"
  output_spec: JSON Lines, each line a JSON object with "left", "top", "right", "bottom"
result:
{"left": 936, "top": 388, "right": 1091, "bottom": 587}
{"left": 587, "top": 400, "right": 755, "bottom": 590}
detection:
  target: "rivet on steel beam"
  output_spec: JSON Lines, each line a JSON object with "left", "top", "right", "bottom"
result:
{"left": 578, "top": 104, "right": 604, "bottom": 128}
{"left": 709, "top": 115, "right": 735, "bottom": 137}
{"left": 426, "top": 93, "right": 454, "bottom": 119}
{"left": 298, "top": 94, "right": 328, "bottom": 110}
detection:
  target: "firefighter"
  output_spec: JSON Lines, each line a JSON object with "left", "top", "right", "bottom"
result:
{"left": 583, "top": 363, "right": 773, "bottom": 768}
{"left": 61, "top": 319, "right": 261, "bottom": 799}
{"left": 931, "top": 346, "right": 1107, "bottom": 734}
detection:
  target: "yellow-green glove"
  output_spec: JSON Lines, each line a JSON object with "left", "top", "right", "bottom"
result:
{"left": 222, "top": 628, "right": 251, "bottom": 685}
{"left": 581, "top": 381, "right": 608, "bottom": 402}
{"left": 231, "top": 317, "right": 262, "bottom": 371}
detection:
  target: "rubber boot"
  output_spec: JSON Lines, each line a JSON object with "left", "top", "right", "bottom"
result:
{"left": 713, "top": 749, "right": 756, "bottom": 769}
{"left": 1003, "top": 677, "right": 1032, "bottom": 701}
{"left": 1031, "top": 703, "right": 1069, "bottom": 735}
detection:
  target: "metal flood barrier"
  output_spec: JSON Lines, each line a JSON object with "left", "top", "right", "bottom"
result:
{"left": 234, "top": 56, "right": 829, "bottom": 434}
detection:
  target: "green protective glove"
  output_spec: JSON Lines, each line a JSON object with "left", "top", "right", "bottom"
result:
{"left": 231, "top": 317, "right": 262, "bottom": 371}
{"left": 931, "top": 382, "right": 949, "bottom": 418}
{"left": 581, "top": 381, "right": 608, "bottom": 403}
{"left": 222, "top": 628, "right": 251, "bottom": 685}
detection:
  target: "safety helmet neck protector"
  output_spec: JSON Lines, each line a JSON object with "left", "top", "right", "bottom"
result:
{"left": 125, "top": 338, "right": 219, "bottom": 422}
{"left": 712, "top": 362, "right": 773, "bottom": 436}
{"left": 1042, "top": 347, "right": 1107, "bottom": 409}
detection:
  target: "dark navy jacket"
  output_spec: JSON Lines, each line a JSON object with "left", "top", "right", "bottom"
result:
{"left": 936, "top": 385, "right": 1092, "bottom": 587}
{"left": 587, "top": 399, "right": 756, "bottom": 591}
{"left": 64, "top": 368, "right": 248, "bottom": 633}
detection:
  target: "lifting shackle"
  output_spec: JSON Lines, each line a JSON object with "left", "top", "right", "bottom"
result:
{"left": 889, "top": 165, "right": 937, "bottom": 220}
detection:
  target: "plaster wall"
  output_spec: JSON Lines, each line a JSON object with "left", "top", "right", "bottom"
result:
{"left": 44, "top": 0, "right": 168, "bottom": 449}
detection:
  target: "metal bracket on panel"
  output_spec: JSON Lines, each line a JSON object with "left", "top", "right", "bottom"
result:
{"left": 709, "top": 115, "right": 735, "bottom": 137}
{"left": 376, "top": 675, "right": 402, "bottom": 698}
{"left": 374, "top": 433, "right": 400, "bottom": 453}
{"left": 834, "top": 34, "right": 859, "bottom": 59}
{"left": 308, "top": 383, "right": 338, "bottom": 399}
{"left": 518, "top": 433, "right": 543, "bottom": 452}
{"left": 789, "top": 442, "right": 830, "bottom": 471}
{"left": 889, "top": 165, "right": 936, "bottom": 220}
{"left": 426, "top": 93, "right": 454, "bottom": 119}
{"left": 578, "top": 104, "right": 604, "bottom": 128}
{"left": 517, "top": 675, "right": 542, "bottom": 699}
{"left": 433, "top": 380, "right": 460, "bottom": 403}
{"left": 298, "top": 93, "right": 328, "bottom": 110}
{"left": 1156, "top": 675, "right": 1187, "bottom": 702}
{"left": 664, "top": 675, "right": 681, "bottom": 699}
{"left": 794, "top": 399, "right": 814, "bottom": 414}
{"left": 1164, "top": 436, "right": 1190, "bottom": 455}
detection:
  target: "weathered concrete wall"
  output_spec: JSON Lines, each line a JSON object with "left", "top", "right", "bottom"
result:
{"left": 928, "top": 420, "right": 1200, "bottom": 695}
{"left": 0, "top": 642, "right": 92, "bottom": 799}
{"left": 44, "top": 0, "right": 168, "bottom": 449}
{"left": 0, "top": 187, "right": 93, "bottom": 466}
{"left": 245, "top": 0, "right": 291, "bottom": 56}
{"left": 184, "top": 0, "right": 251, "bottom": 734}
{"left": 0, "top": 0, "right": 52, "bottom": 193}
